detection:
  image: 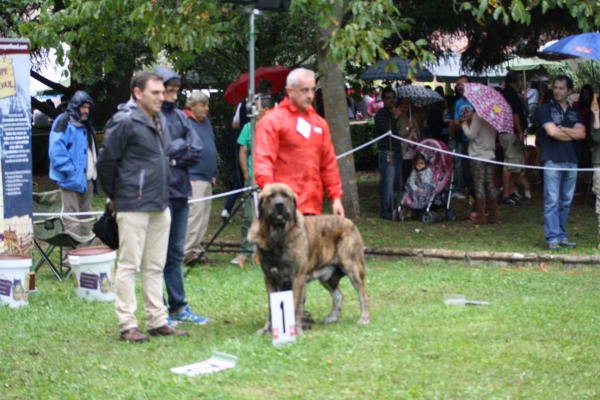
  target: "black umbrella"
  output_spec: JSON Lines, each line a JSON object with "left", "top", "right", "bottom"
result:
{"left": 361, "top": 58, "right": 434, "bottom": 81}
{"left": 396, "top": 85, "right": 444, "bottom": 107}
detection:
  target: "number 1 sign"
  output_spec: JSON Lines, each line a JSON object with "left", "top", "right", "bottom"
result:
{"left": 269, "top": 290, "right": 296, "bottom": 346}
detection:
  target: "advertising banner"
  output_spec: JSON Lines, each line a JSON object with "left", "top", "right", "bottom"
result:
{"left": 0, "top": 39, "right": 34, "bottom": 255}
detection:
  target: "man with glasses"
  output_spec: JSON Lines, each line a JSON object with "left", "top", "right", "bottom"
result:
{"left": 373, "top": 87, "right": 401, "bottom": 221}
{"left": 154, "top": 67, "right": 206, "bottom": 325}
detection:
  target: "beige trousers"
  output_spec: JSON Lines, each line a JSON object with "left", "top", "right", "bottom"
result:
{"left": 184, "top": 180, "right": 212, "bottom": 255}
{"left": 60, "top": 181, "right": 93, "bottom": 261}
{"left": 114, "top": 208, "right": 171, "bottom": 332}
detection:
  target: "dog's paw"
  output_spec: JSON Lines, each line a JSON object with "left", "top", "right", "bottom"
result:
{"left": 321, "top": 316, "right": 339, "bottom": 324}
{"left": 302, "top": 311, "right": 315, "bottom": 325}
{"left": 357, "top": 316, "right": 371, "bottom": 325}
{"left": 256, "top": 327, "right": 271, "bottom": 335}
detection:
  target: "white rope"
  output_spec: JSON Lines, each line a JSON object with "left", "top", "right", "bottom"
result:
{"left": 33, "top": 210, "right": 104, "bottom": 217}
{"left": 389, "top": 133, "right": 600, "bottom": 172}
{"left": 33, "top": 186, "right": 254, "bottom": 217}
{"left": 188, "top": 186, "right": 253, "bottom": 204}
{"left": 336, "top": 132, "right": 391, "bottom": 160}
{"left": 33, "top": 129, "right": 597, "bottom": 217}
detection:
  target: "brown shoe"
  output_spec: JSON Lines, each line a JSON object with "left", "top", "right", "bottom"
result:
{"left": 147, "top": 324, "right": 189, "bottom": 337}
{"left": 119, "top": 327, "right": 149, "bottom": 343}
{"left": 184, "top": 252, "right": 198, "bottom": 266}
{"left": 474, "top": 199, "right": 486, "bottom": 225}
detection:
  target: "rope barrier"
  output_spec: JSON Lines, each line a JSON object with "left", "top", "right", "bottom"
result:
{"left": 389, "top": 133, "right": 600, "bottom": 172}
{"left": 32, "top": 128, "right": 598, "bottom": 217}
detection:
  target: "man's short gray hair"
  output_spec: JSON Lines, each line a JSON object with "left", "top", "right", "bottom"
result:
{"left": 286, "top": 68, "right": 316, "bottom": 88}
{"left": 186, "top": 90, "right": 209, "bottom": 108}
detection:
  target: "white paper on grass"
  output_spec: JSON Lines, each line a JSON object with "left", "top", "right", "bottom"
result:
{"left": 170, "top": 351, "right": 237, "bottom": 376}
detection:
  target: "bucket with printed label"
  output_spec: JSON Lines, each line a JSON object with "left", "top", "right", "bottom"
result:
{"left": 69, "top": 247, "right": 117, "bottom": 302}
{"left": 0, "top": 254, "right": 33, "bottom": 308}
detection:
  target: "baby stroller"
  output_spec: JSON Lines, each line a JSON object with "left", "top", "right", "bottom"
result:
{"left": 398, "top": 138, "right": 456, "bottom": 224}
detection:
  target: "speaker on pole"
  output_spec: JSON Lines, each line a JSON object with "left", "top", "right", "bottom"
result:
{"left": 256, "top": 0, "right": 291, "bottom": 11}
{"left": 224, "top": 0, "right": 291, "bottom": 11}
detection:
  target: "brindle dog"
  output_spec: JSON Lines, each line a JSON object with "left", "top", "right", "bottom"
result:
{"left": 247, "top": 183, "right": 370, "bottom": 335}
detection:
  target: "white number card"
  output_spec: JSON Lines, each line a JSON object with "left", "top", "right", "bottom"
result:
{"left": 270, "top": 290, "right": 296, "bottom": 346}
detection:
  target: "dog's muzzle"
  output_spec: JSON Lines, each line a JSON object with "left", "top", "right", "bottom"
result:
{"left": 269, "top": 198, "right": 290, "bottom": 225}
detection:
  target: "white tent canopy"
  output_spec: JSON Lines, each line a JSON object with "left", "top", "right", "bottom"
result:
{"left": 425, "top": 52, "right": 508, "bottom": 83}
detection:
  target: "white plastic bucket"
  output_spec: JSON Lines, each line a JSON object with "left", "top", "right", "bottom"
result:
{"left": 69, "top": 247, "right": 117, "bottom": 302}
{"left": 0, "top": 254, "right": 33, "bottom": 308}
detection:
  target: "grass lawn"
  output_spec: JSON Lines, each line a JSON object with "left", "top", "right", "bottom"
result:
{"left": 1, "top": 259, "right": 599, "bottom": 399}
{"left": 6, "top": 170, "right": 596, "bottom": 399}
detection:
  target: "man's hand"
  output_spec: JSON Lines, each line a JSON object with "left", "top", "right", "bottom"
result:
{"left": 212, "top": 177, "right": 217, "bottom": 186}
{"left": 107, "top": 199, "right": 115, "bottom": 213}
{"left": 332, "top": 198, "right": 345, "bottom": 218}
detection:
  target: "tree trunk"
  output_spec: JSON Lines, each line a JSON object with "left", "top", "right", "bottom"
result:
{"left": 315, "top": 1, "right": 360, "bottom": 219}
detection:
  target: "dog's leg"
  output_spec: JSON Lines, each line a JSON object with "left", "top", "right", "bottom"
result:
{"left": 320, "top": 276, "right": 343, "bottom": 324}
{"left": 257, "top": 276, "right": 274, "bottom": 335}
{"left": 292, "top": 275, "right": 306, "bottom": 335}
{"left": 344, "top": 263, "right": 371, "bottom": 325}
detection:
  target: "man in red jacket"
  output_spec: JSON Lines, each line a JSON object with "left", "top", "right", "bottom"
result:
{"left": 254, "top": 68, "right": 344, "bottom": 216}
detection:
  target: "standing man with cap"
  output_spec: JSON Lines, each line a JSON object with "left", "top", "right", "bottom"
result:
{"left": 154, "top": 66, "right": 207, "bottom": 325}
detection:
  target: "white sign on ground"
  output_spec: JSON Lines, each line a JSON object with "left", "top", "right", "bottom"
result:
{"left": 270, "top": 290, "right": 296, "bottom": 346}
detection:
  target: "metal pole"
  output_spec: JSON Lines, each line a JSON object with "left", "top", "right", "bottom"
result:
{"left": 248, "top": 8, "right": 258, "bottom": 220}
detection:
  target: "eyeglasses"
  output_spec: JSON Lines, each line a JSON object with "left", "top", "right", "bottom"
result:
{"left": 165, "top": 89, "right": 179, "bottom": 95}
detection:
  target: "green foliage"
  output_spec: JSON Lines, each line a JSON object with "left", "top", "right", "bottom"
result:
{"left": 546, "top": 60, "right": 600, "bottom": 93}
{"left": 350, "top": 122, "right": 378, "bottom": 171}
{"left": 460, "top": 0, "right": 600, "bottom": 31}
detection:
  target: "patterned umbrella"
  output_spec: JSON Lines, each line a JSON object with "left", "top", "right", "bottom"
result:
{"left": 361, "top": 58, "right": 434, "bottom": 81}
{"left": 462, "top": 83, "right": 513, "bottom": 133}
{"left": 396, "top": 85, "right": 444, "bottom": 107}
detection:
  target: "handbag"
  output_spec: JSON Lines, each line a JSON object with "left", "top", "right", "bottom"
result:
{"left": 92, "top": 205, "right": 119, "bottom": 250}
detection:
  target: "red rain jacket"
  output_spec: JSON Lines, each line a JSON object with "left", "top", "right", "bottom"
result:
{"left": 254, "top": 98, "right": 343, "bottom": 215}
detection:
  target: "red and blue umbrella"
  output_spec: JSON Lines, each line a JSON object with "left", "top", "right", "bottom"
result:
{"left": 541, "top": 33, "right": 600, "bottom": 61}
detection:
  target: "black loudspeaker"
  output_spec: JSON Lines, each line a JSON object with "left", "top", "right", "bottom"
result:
{"left": 225, "top": 0, "right": 256, "bottom": 4}
{"left": 256, "top": 0, "right": 292, "bottom": 11}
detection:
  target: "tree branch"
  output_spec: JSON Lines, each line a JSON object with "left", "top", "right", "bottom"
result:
{"left": 30, "top": 70, "right": 72, "bottom": 95}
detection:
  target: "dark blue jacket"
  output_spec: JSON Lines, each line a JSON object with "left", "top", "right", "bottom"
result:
{"left": 155, "top": 66, "right": 203, "bottom": 199}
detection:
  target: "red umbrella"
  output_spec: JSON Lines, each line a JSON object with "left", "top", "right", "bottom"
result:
{"left": 224, "top": 65, "right": 290, "bottom": 105}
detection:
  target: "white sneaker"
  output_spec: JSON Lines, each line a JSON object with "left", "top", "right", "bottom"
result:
{"left": 231, "top": 254, "right": 248, "bottom": 265}
{"left": 451, "top": 192, "right": 466, "bottom": 200}
{"left": 221, "top": 209, "right": 231, "bottom": 222}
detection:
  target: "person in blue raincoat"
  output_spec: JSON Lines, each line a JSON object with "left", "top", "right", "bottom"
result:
{"left": 48, "top": 91, "right": 98, "bottom": 261}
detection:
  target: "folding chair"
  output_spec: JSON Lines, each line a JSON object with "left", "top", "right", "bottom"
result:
{"left": 33, "top": 190, "right": 96, "bottom": 280}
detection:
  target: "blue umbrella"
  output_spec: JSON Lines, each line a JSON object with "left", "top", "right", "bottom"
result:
{"left": 361, "top": 57, "right": 434, "bottom": 81}
{"left": 541, "top": 33, "right": 600, "bottom": 61}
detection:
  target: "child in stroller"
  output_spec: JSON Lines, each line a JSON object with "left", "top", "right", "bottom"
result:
{"left": 404, "top": 153, "right": 435, "bottom": 210}
{"left": 398, "top": 138, "right": 456, "bottom": 223}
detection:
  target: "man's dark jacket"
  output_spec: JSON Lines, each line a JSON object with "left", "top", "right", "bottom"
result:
{"left": 97, "top": 101, "right": 171, "bottom": 212}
